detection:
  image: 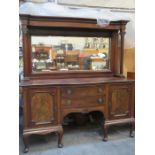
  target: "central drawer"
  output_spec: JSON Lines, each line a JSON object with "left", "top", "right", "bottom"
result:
{"left": 62, "top": 95, "right": 105, "bottom": 107}
{"left": 61, "top": 85, "right": 105, "bottom": 97}
{"left": 61, "top": 85, "right": 106, "bottom": 108}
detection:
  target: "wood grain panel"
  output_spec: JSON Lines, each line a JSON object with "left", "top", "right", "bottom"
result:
{"left": 31, "top": 93, "right": 54, "bottom": 124}
{"left": 111, "top": 89, "right": 129, "bottom": 115}
{"left": 109, "top": 84, "right": 131, "bottom": 119}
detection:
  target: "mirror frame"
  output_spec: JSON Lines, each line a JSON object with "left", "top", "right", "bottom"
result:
{"left": 20, "top": 15, "right": 128, "bottom": 79}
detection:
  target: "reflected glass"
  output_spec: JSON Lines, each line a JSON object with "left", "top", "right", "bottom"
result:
{"left": 31, "top": 36, "right": 110, "bottom": 73}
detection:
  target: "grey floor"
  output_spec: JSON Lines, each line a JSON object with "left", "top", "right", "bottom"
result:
{"left": 19, "top": 122, "right": 135, "bottom": 155}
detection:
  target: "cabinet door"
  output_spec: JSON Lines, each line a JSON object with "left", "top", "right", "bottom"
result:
{"left": 109, "top": 84, "right": 132, "bottom": 119}
{"left": 28, "top": 87, "right": 58, "bottom": 127}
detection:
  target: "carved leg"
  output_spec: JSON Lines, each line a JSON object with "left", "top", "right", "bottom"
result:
{"left": 129, "top": 121, "right": 135, "bottom": 137}
{"left": 103, "top": 124, "right": 108, "bottom": 142}
{"left": 57, "top": 128, "right": 64, "bottom": 148}
{"left": 23, "top": 135, "right": 29, "bottom": 153}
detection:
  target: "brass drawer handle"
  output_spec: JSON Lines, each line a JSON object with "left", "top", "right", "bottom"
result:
{"left": 66, "top": 99, "right": 72, "bottom": 105}
{"left": 98, "top": 88, "right": 103, "bottom": 93}
{"left": 97, "top": 98, "right": 103, "bottom": 104}
{"left": 67, "top": 89, "right": 72, "bottom": 95}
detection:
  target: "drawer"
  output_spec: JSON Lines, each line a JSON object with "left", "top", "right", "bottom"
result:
{"left": 61, "top": 86, "right": 105, "bottom": 97}
{"left": 61, "top": 95, "right": 105, "bottom": 108}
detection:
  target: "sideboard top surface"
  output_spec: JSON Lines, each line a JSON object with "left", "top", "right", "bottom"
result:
{"left": 20, "top": 77, "right": 134, "bottom": 87}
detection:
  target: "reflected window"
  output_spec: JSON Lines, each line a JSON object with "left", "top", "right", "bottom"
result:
{"left": 31, "top": 36, "right": 110, "bottom": 73}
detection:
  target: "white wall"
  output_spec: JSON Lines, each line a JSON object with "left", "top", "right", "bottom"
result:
{"left": 58, "top": 0, "right": 135, "bottom": 49}
{"left": 58, "top": 0, "right": 134, "bottom": 9}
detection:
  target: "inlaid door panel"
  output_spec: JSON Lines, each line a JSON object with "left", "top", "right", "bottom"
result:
{"left": 28, "top": 88, "right": 58, "bottom": 127}
{"left": 109, "top": 84, "right": 131, "bottom": 119}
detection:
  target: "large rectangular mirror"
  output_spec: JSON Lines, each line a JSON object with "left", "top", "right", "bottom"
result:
{"left": 31, "top": 36, "right": 111, "bottom": 73}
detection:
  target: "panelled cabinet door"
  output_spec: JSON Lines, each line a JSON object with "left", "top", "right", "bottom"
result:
{"left": 28, "top": 87, "right": 58, "bottom": 127}
{"left": 109, "top": 84, "right": 132, "bottom": 119}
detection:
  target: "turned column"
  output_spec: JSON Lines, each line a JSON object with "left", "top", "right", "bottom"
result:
{"left": 21, "top": 22, "right": 32, "bottom": 78}
{"left": 119, "top": 26, "right": 126, "bottom": 76}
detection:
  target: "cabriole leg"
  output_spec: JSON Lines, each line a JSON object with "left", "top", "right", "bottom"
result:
{"left": 23, "top": 135, "right": 29, "bottom": 153}
{"left": 103, "top": 124, "right": 108, "bottom": 142}
{"left": 57, "top": 127, "right": 64, "bottom": 148}
{"left": 129, "top": 121, "right": 135, "bottom": 137}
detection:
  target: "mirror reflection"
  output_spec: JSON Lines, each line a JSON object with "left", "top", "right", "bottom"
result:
{"left": 31, "top": 36, "right": 110, "bottom": 73}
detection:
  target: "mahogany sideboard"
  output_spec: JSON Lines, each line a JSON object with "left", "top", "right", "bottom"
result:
{"left": 19, "top": 14, "right": 135, "bottom": 153}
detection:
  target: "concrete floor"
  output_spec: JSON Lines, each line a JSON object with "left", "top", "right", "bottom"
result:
{"left": 19, "top": 122, "right": 135, "bottom": 155}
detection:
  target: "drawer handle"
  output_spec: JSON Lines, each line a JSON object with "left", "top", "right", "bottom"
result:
{"left": 66, "top": 99, "right": 71, "bottom": 105}
{"left": 67, "top": 89, "right": 72, "bottom": 95}
{"left": 97, "top": 98, "right": 103, "bottom": 104}
{"left": 98, "top": 88, "right": 103, "bottom": 93}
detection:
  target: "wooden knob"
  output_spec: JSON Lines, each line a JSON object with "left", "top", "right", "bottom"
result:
{"left": 67, "top": 89, "right": 72, "bottom": 95}
{"left": 66, "top": 99, "right": 71, "bottom": 105}
{"left": 97, "top": 98, "right": 103, "bottom": 103}
{"left": 98, "top": 88, "right": 103, "bottom": 93}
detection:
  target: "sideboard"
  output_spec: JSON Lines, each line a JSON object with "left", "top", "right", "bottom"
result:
{"left": 20, "top": 14, "right": 135, "bottom": 153}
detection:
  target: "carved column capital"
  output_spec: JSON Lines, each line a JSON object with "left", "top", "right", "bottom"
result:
{"left": 119, "top": 28, "right": 126, "bottom": 36}
{"left": 22, "top": 25, "right": 28, "bottom": 34}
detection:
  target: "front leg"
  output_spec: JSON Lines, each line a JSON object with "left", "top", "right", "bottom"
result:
{"left": 57, "top": 127, "right": 64, "bottom": 148}
{"left": 129, "top": 121, "right": 135, "bottom": 137}
{"left": 103, "top": 124, "right": 108, "bottom": 142}
{"left": 23, "top": 135, "right": 29, "bottom": 153}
